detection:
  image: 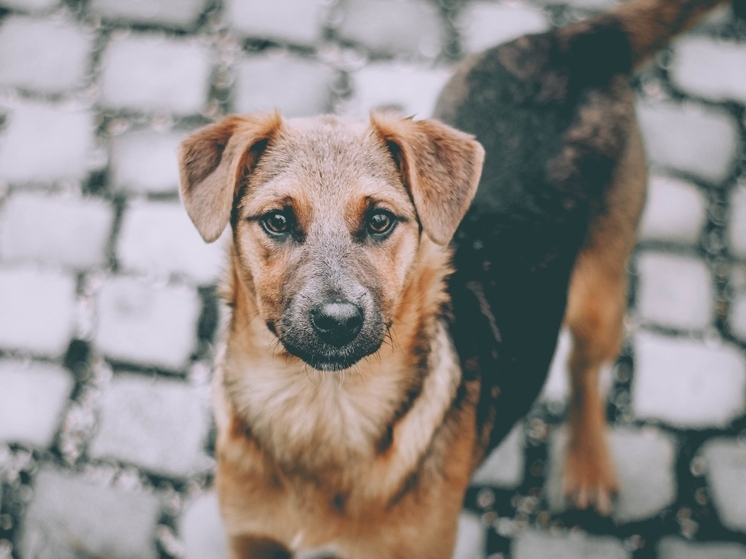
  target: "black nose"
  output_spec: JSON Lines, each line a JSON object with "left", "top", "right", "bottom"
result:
{"left": 310, "top": 300, "right": 364, "bottom": 347}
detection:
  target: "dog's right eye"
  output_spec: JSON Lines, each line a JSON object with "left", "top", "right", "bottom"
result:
{"left": 261, "top": 211, "right": 290, "bottom": 236}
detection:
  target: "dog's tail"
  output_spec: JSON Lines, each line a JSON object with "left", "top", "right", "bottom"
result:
{"left": 556, "top": 0, "right": 729, "bottom": 82}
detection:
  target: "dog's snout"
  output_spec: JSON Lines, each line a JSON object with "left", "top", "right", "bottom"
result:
{"left": 310, "top": 300, "right": 364, "bottom": 347}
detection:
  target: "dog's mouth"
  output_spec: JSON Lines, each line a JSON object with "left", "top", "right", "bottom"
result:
{"left": 281, "top": 342, "right": 380, "bottom": 372}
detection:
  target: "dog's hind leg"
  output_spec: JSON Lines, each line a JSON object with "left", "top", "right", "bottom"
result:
{"left": 562, "top": 117, "right": 647, "bottom": 514}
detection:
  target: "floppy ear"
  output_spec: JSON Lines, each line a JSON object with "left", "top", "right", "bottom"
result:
{"left": 178, "top": 112, "right": 282, "bottom": 243}
{"left": 370, "top": 113, "right": 484, "bottom": 245}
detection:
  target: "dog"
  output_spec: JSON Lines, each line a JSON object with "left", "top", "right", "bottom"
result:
{"left": 178, "top": 0, "right": 725, "bottom": 556}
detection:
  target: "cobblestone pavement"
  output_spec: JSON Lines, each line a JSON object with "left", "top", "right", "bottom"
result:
{"left": 0, "top": 0, "right": 744, "bottom": 558}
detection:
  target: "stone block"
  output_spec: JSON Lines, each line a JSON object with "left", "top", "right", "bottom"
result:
{"left": 0, "top": 360, "right": 74, "bottom": 447}
{"left": 234, "top": 54, "right": 336, "bottom": 117}
{"left": 110, "top": 129, "right": 185, "bottom": 194}
{"left": 636, "top": 100, "right": 738, "bottom": 184}
{"left": 180, "top": 491, "right": 228, "bottom": 559}
{"left": 0, "top": 0, "right": 58, "bottom": 12}
{"left": 0, "top": 192, "right": 113, "bottom": 270}
{"left": 100, "top": 34, "right": 211, "bottom": 115}
{"left": 0, "top": 100, "right": 95, "bottom": 184}
{"left": 0, "top": 16, "right": 93, "bottom": 93}
{"left": 632, "top": 332, "right": 746, "bottom": 427}
{"left": 225, "top": 0, "right": 325, "bottom": 45}
{"left": 729, "top": 185, "right": 746, "bottom": 259}
{"left": 21, "top": 466, "right": 160, "bottom": 559}
{"left": 0, "top": 267, "right": 75, "bottom": 357}
{"left": 336, "top": 0, "right": 443, "bottom": 58}
{"left": 95, "top": 276, "right": 201, "bottom": 370}
{"left": 636, "top": 252, "right": 713, "bottom": 330}
{"left": 348, "top": 63, "right": 452, "bottom": 118}
{"left": 89, "top": 373, "right": 211, "bottom": 477}
{"left": 702, "top": 438, "right": 746, "bottom": 533}
{"left": 512, "top": 530, "right": 628, "bottom": 559}
{"left": 89, "top": 0, "right": 209, "bottom": 28}
{"left": 730, "top": 291, "right": 746, "bottom": 341}
{"left": 117, "top": 201, "right": 224, "bottom": 285}
{"left": 658, "top": 536, "right": 746, "bottom": 559}
{"left": 639, "top": 175, "right": 706, "bottom": 244}
{"left": 458, "top": 2, "right": 549, "bottom": 53}
{"left": 670, "top": 37, "right": 746, "bottom": 104}
{"left": 471, "top": 422, "right": 524, "bottom": 488}
{"left": 451, "top": 512, "right": 485, "bottom": 559}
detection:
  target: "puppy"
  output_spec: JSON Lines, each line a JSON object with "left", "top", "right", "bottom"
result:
{"left": 178, "top": 0, "right": 724, "bottom": 556}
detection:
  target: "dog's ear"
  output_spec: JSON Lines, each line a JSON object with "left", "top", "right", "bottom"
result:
{"left": 370, "top": 113, "right": 484, "bottom": 245}
{"left": 178, "top": 112, "right": 282, "bottom": 243}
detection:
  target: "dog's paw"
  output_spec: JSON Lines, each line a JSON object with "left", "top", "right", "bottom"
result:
{"left": 562, "top": 444, "right": 619, "bottom": 515}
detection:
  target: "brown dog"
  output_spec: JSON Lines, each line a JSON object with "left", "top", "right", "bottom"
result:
{"left": 178, "top": 0, "right": 724, "bottom": 556}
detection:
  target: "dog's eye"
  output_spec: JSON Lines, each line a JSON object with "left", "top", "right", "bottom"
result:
{"left": 366, "top": 211, "right": 396, "bottom": 238}
{"left": 261, "top": 211, "right": 290, "bottom": 235}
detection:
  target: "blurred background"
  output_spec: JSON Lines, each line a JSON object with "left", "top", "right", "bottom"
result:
{"left": 0, "top": 0, "right": 744, "bottom": 558}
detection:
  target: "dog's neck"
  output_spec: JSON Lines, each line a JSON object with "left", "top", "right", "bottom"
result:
{"left": 217, "top": 238, "right": 461, "bottom": 485}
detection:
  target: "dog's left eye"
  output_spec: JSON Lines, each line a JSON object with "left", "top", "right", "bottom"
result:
{"left": 366, "top": 211, "right": 396, "bottom": 238}
{"left": 261, "top": 211, "right": 290, "bottom": 236}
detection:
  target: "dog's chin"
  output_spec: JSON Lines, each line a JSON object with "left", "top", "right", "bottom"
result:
{"left": 280, "top": 338, "right": 382, "bottom": 372}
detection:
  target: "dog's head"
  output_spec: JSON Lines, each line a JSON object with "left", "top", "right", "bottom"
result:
{"left": 179, "top": 112, "right": 483, "bottom": 371}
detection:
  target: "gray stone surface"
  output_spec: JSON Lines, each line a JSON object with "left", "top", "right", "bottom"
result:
{"left": 730, "top": 291, "right": 746, "bottom": 341}
{"left": 545, "top": 427, "right": 676, "bottom": 522}
{"left": 337, "top": 0, "right": 443, "bottom": 57}
{"left": 89, "top": 373, "right": 211, "bottom": 477}
{"left": 638, "top": 175, "right": 706, "bottom": 244}
{"left": 512, "top": 530, "right": 628, "bottom": 559}
{"left": 89, "top": 0, "right": 209, "bottom": 28}
{"left": 225, "top": 0, "right": 325, "bottom": 45}
{"left": 636, "top": 252, "right": 713, "bottom": 330}
{"left": 451, "top": 512, "right": 485, "bottom": 559}
{"left": 180, "top": 491, "right": 229, "bottom": 559}
{"left": 0, "top": 16, "right": 94, "bottom": 93}
{"left": 21, "top": 466, "right": 161, "bottom": 559}
{"left": 0, "top": 192, "right": 113, "bottom": 270}
{"left": 110, "top": 129, "right": 185, "bottom": 194}
{"left": 458, "top": 1, "right": 549, "bottom": 53}
{"left": 729, "top": 185, "right": 746, "bottom": 259}
{"left": 658, "top": 537, "right": 746, "bottom": 559}
{"left": 0, "top": 360, "right": 74, "bottom": 447}
{"left": 471, "top": 422, "right": 524, "bottom": 488}
{"left": 702, "top": 438, "right": 746, "bottom": 533}
{"left": 0, "top": 267, "right": 75, "bottom": 357}
{"left": 349, "top": 63, "right": 452, "bottom": 118}
{"left": 636, "top": 100, "right": 739, "bottom": 184}
{"left": 234, "top": 54, "right": 336, "bottom": 117}
{"left": 95, "top": 276, "right": 201, "bottom": 370}
{"left": 632, "top": 332, "right": 746, "bottom": 427}
{"left": 117, "top": 201, "right": 225, "bottom": 284}
{"left": 671, "top": 37, "right": 746, "bottom": 104}
{"left": 0, "top": 0, "right": 58, "bottom": 12}
{"left": 0, "top": 100, "right": 95, "bottom": 184}
{"left": 100, "top": 34, "right": 211, "bottom": 115}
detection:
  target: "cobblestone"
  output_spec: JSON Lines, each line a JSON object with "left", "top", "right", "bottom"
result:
{"left": 452, "top": 512, "right": 485, "bottom": 559}
{"left": 0, "top": 16, "right": 94, "bottom": 93}
{"left": 0, "top": 267, "right": 75, "bottom": 357}
{"left": 348, "top": 63, "right": 452, "bottom": 118}
{"left": 0, "top": 100, "right": 95, "bottom": 185}
{"left": 95, "top": 276, "right": 201, "bottom": 370}
{"left": 658, "top": 537, "right": 746, "bottom": 559}
{"left": 109, "top": 129, "right": 185, "bottom": 194}
{"left": 225, "top": 0, "right": 325, "bottom": 46}
{"left": 729, "top": 185, "right": 746, "bottom": 260}
{"left": 89, "top": 373, "right": 211, "bottom": 477}
{"left": 636, "top": 252, "right": 713, "bottom": 331}
{"left": 0, "top": 360, "right": 74, "bottom": 447}
{"left": 471, "top": 422, "right": 524, "bottom": 488}
{"left": 636, "top": 100, "right": 739, "bottom": 184}
{"left": 730, "top": 290, "right": 746, "bottom": 341}
{"left": 702, "top": 438, "right": 746, "bottom": 533}
{"left": 0, "top": 0, "right": 58, "bottom": 12}
{"left": 89, "top": 0, "right": 209, "bottom": 29}
{"left": 336, "top": 0, "right": 443, "bottom": 57}
{"left": 100, "top": 34, "right": 211, "bottom": 115}
{"left": 180, "top": 491, "right": 228, "bottom": 559}
{"left": 632, "top": 332, "right": 746, "bottom": 427}
{"left": 638, "top": 175, "right": 706, "bottom": 244}
{"left": 670, "top": 37, "right": 746, "bottom": 104}
{"left": 21, "top": 466, "right": 161, "bottom": 559}
{"left": 512, "top": 530, "right": 629, "bottom": 559}
{"left": 234, "top": 54, "right": 336, "bottom": 117}
{"left": 458, "top": 2, "right": 550, "bottom": 54}
{"left": 0, "top": 192, "right": 113, "bottom": 270}
{"left": 117, "top": 200, "right": 224, "bottom": 284}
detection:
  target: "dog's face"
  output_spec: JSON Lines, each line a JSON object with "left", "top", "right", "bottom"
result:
{"left": 179, "top": 112, "right": 483, "bottom": 371}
